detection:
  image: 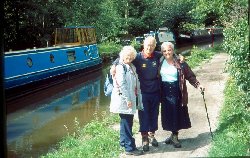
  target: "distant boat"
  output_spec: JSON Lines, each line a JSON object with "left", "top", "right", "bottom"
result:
{"left": 143, "top": 27, "right": 176, "bottom": 51}
{"left": 4, "top": 26, "right": 102, "bottom": 94}
{"left": 177, "top": 27, "right": 223, "bottom": 44}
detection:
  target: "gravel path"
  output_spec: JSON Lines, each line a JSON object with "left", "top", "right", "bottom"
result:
{"left": 120, "top": 53, "right": 229, "bottom": 158}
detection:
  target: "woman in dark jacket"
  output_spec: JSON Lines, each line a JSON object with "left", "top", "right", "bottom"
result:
{"left": 159, "top": 42, "right": 204, "bottom": 148}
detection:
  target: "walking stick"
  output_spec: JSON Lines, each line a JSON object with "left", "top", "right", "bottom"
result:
{"left": 201, "top": 90, "right": 214, "bottom": 140}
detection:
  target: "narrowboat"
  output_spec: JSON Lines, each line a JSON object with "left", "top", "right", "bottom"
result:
{"left": 177, "top": 27, "right": 223, "bottom": 44}
{"left": 144, "top": 27, "right": 176, "bottom": 51}
{"left": 4, "top": 26, "right": 102, "bottom": 95}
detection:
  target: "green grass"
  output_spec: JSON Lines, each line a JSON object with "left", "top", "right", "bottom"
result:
{"left": 185, "top": 45, "right": 221, "bottom": 68}
{"left": 41, "top": 112, "right": 122, "bottom": 158}
{"left": 208, "top": 78, "right": 250, "bottom": 157}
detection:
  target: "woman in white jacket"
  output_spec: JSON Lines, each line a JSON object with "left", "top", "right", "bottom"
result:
{"left": 110, "top": 46, "right": 143, "bottom": 156}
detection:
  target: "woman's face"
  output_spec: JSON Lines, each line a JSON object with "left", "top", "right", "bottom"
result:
{"left": 123, "top": 53, "right": 134, "bottom": 64}
{"left": 162, "top": 45, "right": 174, "bottom": 60}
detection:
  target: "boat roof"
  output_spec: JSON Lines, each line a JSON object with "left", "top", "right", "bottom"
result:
{"left": 4, "top": 45, "right": 91, "bottom": 55}
{"left": 61, "top": 26, "right": 95, "bottom": 29}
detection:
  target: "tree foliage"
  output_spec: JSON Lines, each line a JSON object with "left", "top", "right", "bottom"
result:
{"left": 191, "top": 0, "right": 249, "bottom": 95}
{"left": 4, "top": 0, "right": 69, "bottom": 51}
{"left": 4, "top": 0, "right": 197, "bottom": 51}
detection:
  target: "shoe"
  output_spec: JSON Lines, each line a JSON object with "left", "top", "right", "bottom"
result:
{"left": 149, "top": 135, "right": 158, "bottom": 147}
{"left": 164, "top": 134, "right": 173, "bottom": 144}
{"left": 165, "top": 133, "right": 181, "bottom": 148}
{"left": 125, "top": 148, "right": 143, "bottom": 156}
{"left": 171, "top": 134, "right": 181, "bottom": 148}
{"left": 142, "top": 136, "right": 149, "bottom": 152}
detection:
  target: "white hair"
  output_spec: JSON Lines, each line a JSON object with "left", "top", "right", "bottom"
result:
{"left": 144, "top": 36, "right": 156, "bottom": 47}
{"left": 119, "top": 45, "right": 137, "bottom": 60}
{"left": 161, "top": 41, "right": 175, "bottom": 51}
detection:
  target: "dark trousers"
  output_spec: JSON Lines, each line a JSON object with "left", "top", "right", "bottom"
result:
{"left": 119, "top": 114, "right": 136, "bottom": 152}
{"left": 138, "top": 92, "right": 160, "bottom": 133}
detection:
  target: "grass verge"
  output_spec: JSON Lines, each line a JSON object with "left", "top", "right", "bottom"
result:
{"left": 41, "top": 112, "right": 122, "bottom": 158}
{"left": 208, "top": 78, "right": 250, "bottom": 157}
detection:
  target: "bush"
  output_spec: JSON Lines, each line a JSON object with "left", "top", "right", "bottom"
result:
{"left": 223, "top": 18, "right": 249, "bottom": 94}
{"left": 98, "top": 42, "right": 122, "bottom": 63}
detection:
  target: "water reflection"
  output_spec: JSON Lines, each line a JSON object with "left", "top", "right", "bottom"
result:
{"left": 7, "top": 71, "right": 105, "bottom": 158}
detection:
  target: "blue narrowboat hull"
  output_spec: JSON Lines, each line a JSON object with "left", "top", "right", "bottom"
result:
{"left": 4, "top": 44, "right": 102, "bottom": 90}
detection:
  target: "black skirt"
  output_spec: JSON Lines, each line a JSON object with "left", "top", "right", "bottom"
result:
{"left": 161, "top": 81, "right": 191, "bottom": 131}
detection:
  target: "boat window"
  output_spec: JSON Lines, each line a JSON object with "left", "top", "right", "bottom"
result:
{"left": 50, "top": 54, "right": 55, "bottom": 63}
{"left": 67, "top": 50, "right": 76, "bottom": 62}
{"left": 84, "top": 49, "right": 89, "bottom": 56}
{"left": 55, "top": 27, "right": 97, "bottom": 46}
{"left": 27, "top": 57, "right": 33, "bottom": 67}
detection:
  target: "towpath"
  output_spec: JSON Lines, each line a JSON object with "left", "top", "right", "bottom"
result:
{"left": 120, "top": 52, "right": 229, "bottom": 158}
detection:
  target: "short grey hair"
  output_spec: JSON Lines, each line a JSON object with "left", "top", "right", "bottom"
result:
{"left": 144, "top": 36, "right": 156, "bottom": 47}
{"left": 161, "top": 42, "right": 175, "bottom": 51}
{"left": 119, "top": 45, "right": 137, "bottom": 60}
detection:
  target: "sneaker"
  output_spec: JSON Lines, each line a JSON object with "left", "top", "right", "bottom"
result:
{"left": 125, "top": 148, "right": 143, "bottom": 156}
{"left": 149, "top": 135, "right": 158, "bottom": 147}
{"left": 142, "top": 136, "right": 149, "bottom": 152}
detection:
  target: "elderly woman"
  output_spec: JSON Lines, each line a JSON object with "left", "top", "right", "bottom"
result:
{"left": 159, "top": 42, "right": 204, "bottom": 148}
{"left": 110, "top": 46, "right": 143, "bottom": 156}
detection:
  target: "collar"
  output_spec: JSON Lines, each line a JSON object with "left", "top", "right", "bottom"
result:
{"left": 173, "top": 57, "right": 181, "bottom": 69}
{"left": 142, "top": 50, "right": 154, "bottom": 59}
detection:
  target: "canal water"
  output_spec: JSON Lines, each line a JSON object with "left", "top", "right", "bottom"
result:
{"left": 6, "top": 38, "right": 223, "bottom": 158}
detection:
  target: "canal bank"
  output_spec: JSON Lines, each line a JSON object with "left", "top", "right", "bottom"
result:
{"left": 7, "top": 39, "right": 224, "bottom": 158}
{"left": 38, "top": 45, "right": 228, "bottom": 157}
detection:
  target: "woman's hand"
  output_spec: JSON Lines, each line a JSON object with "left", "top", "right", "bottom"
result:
{"left": 179, "top": 54, "right": 185, "bottom": 63}
{"left": 110, "top": 65, "right": 116, "bottom": 76}
{"left": 127, "top": 101, "right": 132, "bottom": 108}
{"left": 199, "top": 85, "right": 205, "bottom": 93}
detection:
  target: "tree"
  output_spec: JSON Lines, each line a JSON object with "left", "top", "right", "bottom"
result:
{"left": 4, "top": 0, "right": 71, "bottom": 51}
{"left": 96, "top": 0, "right": 123, "bottom": 42}
{"left": 159, "top": 0, "right": 196, "bottom": 36}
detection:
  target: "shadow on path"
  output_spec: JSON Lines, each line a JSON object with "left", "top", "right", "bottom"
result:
{"left": 139, "top": 132, "right": 212, "bottom": 156}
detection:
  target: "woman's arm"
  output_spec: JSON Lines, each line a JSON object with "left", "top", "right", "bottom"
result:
{"left": 182, "top": 62, "right": 200, "bottom": 88}
{"left": 115, "top": 65, "right": 131, "bottom": 103}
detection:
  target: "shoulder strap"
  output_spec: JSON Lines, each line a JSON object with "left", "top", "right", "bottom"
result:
{"left": 157, "top": 56, "right": 165, "bottom": 78}
{"left": 159, "top": 56, "right": 164, "bottom": 67}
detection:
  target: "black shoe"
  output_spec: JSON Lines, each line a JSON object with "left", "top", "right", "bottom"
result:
{"left": 125, "top": 148, "right": 143, "bottom": 156}
{"left": 164, "top": 134, "right": 173, "bottom": 144}
{"left": 165, "top": 134, "right": 181, "bottom": 148}
{"left": 171, "top": 135, "right": 181, "bottom": 148}
{"left": 149, "top": 135, "right": 159, "bottom": 147}
{"left": 142, "top": 136, "right": 149, "bottom": 152}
